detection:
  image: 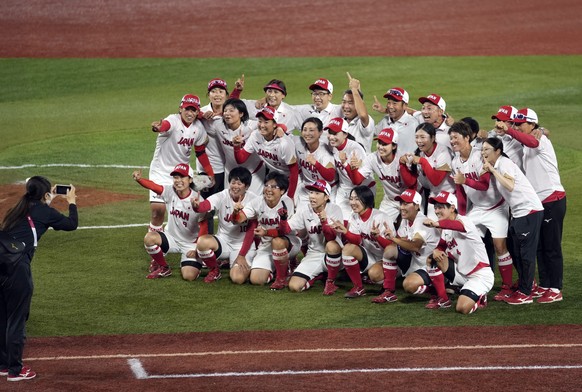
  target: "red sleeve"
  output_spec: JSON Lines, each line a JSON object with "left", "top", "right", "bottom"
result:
{"left": 438, "top": 219, "right": 466, "bottom": 232}
{"left": 154, "top": 120, "right": 171, "bottom": 133}
{"left": 436, "top": 238, "right": 447, "bottom": 251}
{"left": 234, "top": 145, "right": 251, "bottom": 164}
{"left": 375, "top": 235, "right": 393, "bottom": 249}
{"left": 344, "top": 230, "right": 362, "bottom": 246}
{"left": 266, "top": 228, "right": 280, "bottom": 237}
{"left": 278, "top": 219, "right": 291, "bottom": 236}
{"left": 419, "top": 157, "right": 448, "bottom": 186}
{"left": 399, "top": 163, "right": 418, "bottom": 188}
{"left": 322, "top": 220, "right": 336, "bottom": 241}
{"left": 455, "top": 184, "right": 467, "bottom": 216}
{"left": 464, "top": 172, "right": 490, "bottom": 191}
{"left": 198, "top": 220, "right": 209, "bottom": 237}
{"left": 137, "top": 178, "right": 163, "bottom": 195}
{"left": 315, "top": 162, "right": 336, "bottom": 182}
{"left": 193, "top": 199, "right": 212, "bottom": 213}
{"left": 287, "top": 162, "right": 299, "bottom": 199}
{"left": 238, "top": 219, "right": 257, "bottom": 257}
{"left": 194, "top": 145, "right": 215, "bottom": 177}
{"left": 230, "top": 89, "right": 242, "bottom": 99}
{"left": 345, "top": 165, "right": 365, "bottom": 185}
{"left": 506, "top": 128, "right": 539, "bottom": 148}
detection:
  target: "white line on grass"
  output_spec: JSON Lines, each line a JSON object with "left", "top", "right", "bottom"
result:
{"left": 25, "top": 343, "right": 582, "bottom": 361}
{"left": 0, "top": 164, "right": 149, "bottom": 170}
{"left": 139, "top": 364, "right": 582, "bottom": 379}
{"left": 77, "top": 223, "right": 149, "bottom": 230}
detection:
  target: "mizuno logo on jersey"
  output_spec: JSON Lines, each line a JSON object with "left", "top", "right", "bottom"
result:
{"left": 544, "top": 218, "right": 552, "bottom": 223}
{"left": 521, "top": 232, "right": 530, "bottom": 237}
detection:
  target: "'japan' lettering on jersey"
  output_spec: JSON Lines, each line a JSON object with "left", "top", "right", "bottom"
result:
{"left": 160, "top": 185, "right": 204, "bottom": 243}
{"left": 359, "top": 152, "right": 406, "bottom": 204}
{"left": 396, "top": 211, "right": 440, "bottom": 275}
{"left": 207, "top": 120, "right": 263, "bottom": 174}
{"left": 440, "top": 215, "right": 489, "bottom": 276}
{"left": 452, "top": 147, "right": 502, "bottom": 209}
{"left": 293, "top": 136, "right": 335, "bottom": 203}
{"left": 348, "top": 209, "right": 394, "bottom": 259}
{"left": 242, "top": 194, "right": 297, "bottom": 249}
{"left": 288, "top": 202, "right": 343, "bottom": 253}
{"left": 206, "top": 189, "right": 257, "bottom": 245}
{"left": 243, "top": 131, "right": 296, "bottom": 175}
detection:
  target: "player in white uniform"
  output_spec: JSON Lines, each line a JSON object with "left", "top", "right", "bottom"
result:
{"left": 373, "top": 87, "right": 420, "bottom": 155}
{"left": 423, "top": 191, "right": 494, "bottom": 313}
{"left": 346, "top": 128, "right": 408, "bottom": 224}
{"left": 191, "top": 167, "right": 257, "bottom": 284}
{"left": 342, "top": 73, "right": 375, "bottom": 153}
{"left": 400, "top": 123, "right": 455, "bottom": 219}
{"left": 482, "top": 137, "right": 544, "bottom": 305}
{"left": 205, "top": 98, "right": 266, "bottom": 196}
{"left": 278, "top": 180, "right": 344, "bottom": 292}
{"left": 292, "top": 117, "right": 336, "bottom": 206}
{"left": 448, "top": 121, "right": 514, "bottom": 301}
{"left": 326, "top": 117, "right": 374, "bottom": 217}
{"left": 231, "top": 172, "right": 301, "bottom": 290}
{"left": 233, "top": 106, "right": 300, "bottom": 200}
{"left": 148, "top": 94, "right": 214, "bottom": 233}
{"left": 505, "top": 108, "right": 566, "bottom": 303}
{"left": 294, "top": 78, "right": 342, "bottom": 128}
{"left": 414, "top": 93, "right": 452, "bottom": 151}
{"left": 367, "top": 189, "right": 441, "bottom": 303}
{"left": 488, "top": 105, "right": 524, "bottom": 171}
{"left": 326, "top": 186, "right": 394, "bottom": 298}
{"left": 132, "top": 163, "right": 206, "bottom": 280}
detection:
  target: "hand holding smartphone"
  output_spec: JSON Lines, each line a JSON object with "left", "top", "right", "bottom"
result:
{"left": 55, "top": 184, "right": 72, "bottom": 195}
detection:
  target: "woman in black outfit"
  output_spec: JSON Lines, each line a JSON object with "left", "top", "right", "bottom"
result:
{"left": 0, "top": 176, "right": 78, "bottom": 381}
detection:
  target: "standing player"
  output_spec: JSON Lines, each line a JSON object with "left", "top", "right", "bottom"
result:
{"left": 423, "top": 191, "right": 494, "bottom": 314}
{"left": 148, "top": 94, "right": 214, "bottom": 233}
{"left": 327, "top": 186, "right": 394, "bottom": 298}
{"left": 294, "top": 78, "right": 342, "bottom": 128}
{"left": 489, "top": 105, "right": 524, "bottom": 170}
{"left": 342, "top": 72, "right": 375, "bottom": 153}
{"left": 191, "top": 167, "right": 257, "bottom": 284}
{"left": 416, "top": 93, "right": 452, "bottom": 151}
{"left": 132, "top": 163, "right": 207, "bottom": 280}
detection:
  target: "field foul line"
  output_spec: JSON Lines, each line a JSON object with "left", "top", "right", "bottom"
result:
{"left": 0, "top": 164, "right": 149, "bottom": 170}
{"left": 26, "top": 343, "right": 582, "bottom": 361}
{"left": 127, "top": 358, "right": 582, "bottom": 379}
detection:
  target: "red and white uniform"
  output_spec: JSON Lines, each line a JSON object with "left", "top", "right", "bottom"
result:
{"left": 412, "top": 112, "right": 452, "bottom": 151}
{"left": 241, "top": 131, "right": 297, "bottom": 177}
{"left": 148, "top": 114, "right": 208, "bottom": 202}
{"left": 347, "top": 209, "right": 394, "bottom": 269}
{"left": 198, "top": 104, "right": 225, "bottom": 176}
{"left": 488, "top": 130, "right": 524, "bottom": 171}
{"left": 242, "top": 100, "right": 302, "bottom": 132}
{"left": 522, "top": 135, "right": 565, "bottom": 201}
{"left": 292, "top": 136, "right": 336, "bottom": 205}
{"left": 294, "top": 102, "right": 342, "bottom": 128}
{"left": 396, "top": 210, "right": 440, "bottom": 275}
{"left": 375, "top": 112, "right": 420, "bottom": 155}
{"left": 452, "top": 147, "right": 509, "bottom": 238}
{"left": 346, "top": 116, "right": 376, "bottom": 153}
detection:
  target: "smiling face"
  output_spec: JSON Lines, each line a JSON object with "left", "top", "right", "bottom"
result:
{"left": 415, "top": 129, "right": 435, "bottom": 153}
{"left": 263, "top": 179, "right": 284, "bottom": 207}
{"left": 301, "top": 121, "right": 322, "bottom": 147}
{"left": 434, "top": 203, "right": 454, "bottom": 220}
{"left": 179, "top": 106, "right": 198, "bottom": 125}
{"left": 449, "top": 131, "right": 470, "bottom": 154}
{"left": 341, "top": 93, "right": 357, "bottom": 120}
{"left": 258, "top": 116, "right": 277, "bottom": 140}
{"left": 223, "top": 104, "right": 243, "bottom": 129}
{"left": 386, "top": 98, "right": 406, "bottom": 121}
{"left": 172, "top": 174, "right": 193, "bottom": 196}
{"left": 264, "top": 88, "right": 285, "bottom": 108}
{"left": 311, "top": 89, "right": 332, "bottom": 111}
{"left": 228, "top": 178, "right": 248, "bottom": 202}
{"left": 481, "top": 141, "right": 501, "bottom": 166}
{"left": 515, "top": 121, "right": 535, "bottom": 134}
{"left": 327, "top": 130, "right": 347, "bottom": 148}
{"left": 377, "top": 140, "right": 396, "bottom": 160}
{"left": 308, "top": 190, "right": 328, "bottom": 212}
{"left": 421, "top": 102, "right": 443, "bottom": 126}
{"left": 349, "top": 191, "right": 366, "bottom": 215}
{"left": 208, "top": 87, "right": 228, "bottom": 108}
{"left": 399, "top": 201, "right": 419, "bottom": 221}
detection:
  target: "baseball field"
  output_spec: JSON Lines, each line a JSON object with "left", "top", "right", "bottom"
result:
{"left": 1, "top": 0, "right": 582, "bottom": 390}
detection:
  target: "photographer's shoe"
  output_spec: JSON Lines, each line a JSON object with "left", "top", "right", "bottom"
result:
{"left": 7, "top": 365, "right": 36, "bottom": 381}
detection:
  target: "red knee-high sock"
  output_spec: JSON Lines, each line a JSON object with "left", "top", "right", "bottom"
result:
{"left": 325, "top": 253, "right": 341, "bottom": 281}
{"left": 428, "top": 266, "right": 448, "bottom": 301}
{"left": 382, "top": 258, "right": 398, "bottom": 292}
{"left": 497, "top": 252, "right": 514, "bottom": 286}
{"left": 145, "top": 244, "right": 168, "bottom": 267}
{"left": 343, "top": 255, "right": 363, "bottom": 288}
{"left": 272, "top": 248, "right": 289, "bottom": 280}
{"left": 198, "top": 249, "right": 218, "bottom": 269}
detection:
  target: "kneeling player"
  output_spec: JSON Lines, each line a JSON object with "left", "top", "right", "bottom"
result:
{"left": 132, "top": 163, "right": 207, "bottom": 280}
{"left": 423, "top": 191, "right": 494, "bottom": 314}
{"left": 191, "top": 167, "right": 257, "bottom": 283}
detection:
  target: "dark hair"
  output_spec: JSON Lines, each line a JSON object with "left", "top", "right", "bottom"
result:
{"left": 263, "top": 79, "right": 287, "bottom": 96}
{"left": 228, "top": 166, "right": 252, "bottom": 187}
{"left": 223, "top": 98, "right": 249, "bottom": 123}
{"left": 484, "top": 137, "right": 510, "bottom": 159}
{"left": 460, "top": 117, "right": 480, "bottom": 135}
{"left": 415, "top": 122, "right": 436, "bottom": 137}
{"left": 377, "top": 139, "right": 398, "bottom": 154}
{"left": 264, "top": 171, "right": 289, "bottom": 192}
{"left": 301, "top": 117, "right": 323, "bottom": 133}
{"left": 447, "top": 121, "right": 472, "bottom": 139}
{"left": 350, "top": 186, "right": 375, "bottom": 210}
{"left": 1, "top": 176, "right": 51, "bottom": 232}
{"left": 343, "top": 89, "right": 364, "bottom": 99}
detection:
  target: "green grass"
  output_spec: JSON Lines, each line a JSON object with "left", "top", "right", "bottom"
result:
{"left": 1, "top": 57, "right": 581, "bottom": 336}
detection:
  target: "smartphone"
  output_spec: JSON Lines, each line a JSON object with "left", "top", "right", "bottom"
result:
{"left": 55, "top": 184, "right": 72, "bottom": 195}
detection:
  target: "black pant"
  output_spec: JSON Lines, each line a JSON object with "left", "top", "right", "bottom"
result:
{"left": 0, "top": 258, "right": 33, "bottom": 376}
{"left": 537, "top": 197, "right": 566, "bottom": 290}
{"left": 509, "top": 211, "right": 543, "bottom": 295}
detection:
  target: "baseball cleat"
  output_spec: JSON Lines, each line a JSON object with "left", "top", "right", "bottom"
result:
{"left": 425, "top": 296, "right": 452, "bottom": 309}
{"left": 323, "top": 280, "right": 339, "bottom": 296}
{"left": 148, "top": 259, "right": 159, "bottom": 273}
{"left": 146, "top": 265, "right": 171, "bottom": 279}
{"left": 203, "top": 268, "right": 222, "bottom": 283}
{"left": 504, "top": 290, "right": 533, "bottom": 305}
{"left": 371, "top": 290, "right": 398, "bottom": 304}
{"left": 270, "top": 278, "right": 288, "bottom": 290}
{"left": 493, "top": 284, "right": 513, "bottom": 301}
{"left": 536, "top": 290, "right": 563, "bottom": 304}
{"left": 7, "top": 365, "right": 36, "bottom": 382}
{"left": 344, "top": 286, "right": 366, "bottom": 299}
{"left": 531, "top": 284, "right": 548, "bottom": 298}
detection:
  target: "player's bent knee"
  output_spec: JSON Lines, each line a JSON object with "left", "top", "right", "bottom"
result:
{"left": 197, "top": 234, "right": 216, "bottom": 251}
{"left": 342, "top": 243, "right": 359, "bottom": 256}
{"left": 325, "top": 241, "right": 341, "bottom": 255}
{"left": 367, "top": 264, "right": 383, "bottom": 283}
{"left": 271, "top": 237, "right": 288, "bottom": 250}
{"left": 181, "top": 266, "right": 201, "bottom": 281}
{"left": 144, "top": 231, "right": 161, "bottom": 246}
{"left": 288, "top": 277, "right": 305, "bottom": 293}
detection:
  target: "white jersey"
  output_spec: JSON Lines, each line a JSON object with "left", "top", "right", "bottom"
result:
{"left": 359, "top": 152, "right": 406, "bottom": 211}
{"left": 440, "top": 215, "right": 489, "bottom": 276}
{"left": 452, "top": 147, "right": 503, "bottom": 210}
{"left": 488, "top": 130, "right": 524, "bottom": 171}
{"left": 418, "top": 142, "right": 455, "bottom": 197}
{"left": 333, "top": 139, "right": 372, "bottom": 194}
{"left": 243, "top": 131, "right": 296, "bottom": 175}
{"left": 411, "top": 113, "right": 452, "bottom": 152}
{"left": 294, "top": 102, "right": 342, "bottom": 128}
{"left": 288, "top": 202, "right": 343, "bottom": 253}
{"left": 198, "top": 104, "right": 225, "bottom": 174}
{"left": 346, "top": 116, "right": 376, "bottom": 153}
{"left": 149, "top": 113, "right": 208, "bottom": 184}
{"left": 375, "top": 112, "right": 420, "bottom": 155}
{"left": 491, "top": 156, "right": 543, "bottom": 218}
{"left": 242, "top": 100, "right": 302, "bottom": 132}
{"left": 243, "top": 194, "right": 297, "bottom": 249}
{"left": 347, "top": 209, "right": 394, "bottom": 259}
{"left": 293, "top": 136, "right": 335, "bottom": 204}
{"left": 206, "top": 189, "right": 257, "bottom": 245}
{"left": 159, "top": 186, "right": 204, "bottom": 243}
{"left": 522, "top": 135, "right": 564, "bottom": 202}
{"left": 396, "top": 211, "right": 440, "bottom": 275}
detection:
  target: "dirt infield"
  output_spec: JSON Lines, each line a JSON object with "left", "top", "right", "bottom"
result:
{"left": 17, "top": 325, "right": 582, "bottom": 391}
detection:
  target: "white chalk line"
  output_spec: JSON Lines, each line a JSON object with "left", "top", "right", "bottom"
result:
{"left": 0, "top": 164, "right": 149, "bottom": 170}
{"left": 26, "top": 343, "right": 582, "bottom": 362}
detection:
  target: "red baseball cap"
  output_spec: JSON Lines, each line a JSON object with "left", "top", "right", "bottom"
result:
{"left": 383, "top": 87, "right": 409, "bottom": 104}
{"left": 207, "top": 78, "right": 228, "bottom": 93}
{"left": 491, "top": 105, "right": 517, "bottom": 122}
{"left": 512, "top": 108, "right": 538, "bottom": 124}
{"left": 395, "top": 189, "right": 422, "bottom": 205}
{"left": 375, "top": 128, "right": 399, "bottom": 144}
{"left": 419, "top": 94, "right": 446, "bottom": 111}
{"left": 180, "top": 94, "right": 201, "bottom": 110}
{"left": 256, "top": 106, "right": 277, "bottom": 121}
{"left": 324, "top": 117, "right": 348, "bottom": 134}
{"left": 170, "top": 163, "right": 194, "bottom": 178}
{"left": 429, "top": 191, "right": 458, "bottom": 209}
{"left": 309, "top": 78, "right": 334, "bottom": 94}
{"left": 263, "top": 81, "right": 287, "bottom": 96}
{"left": 305, "top": 179, "right": 331, "bottom": 196}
